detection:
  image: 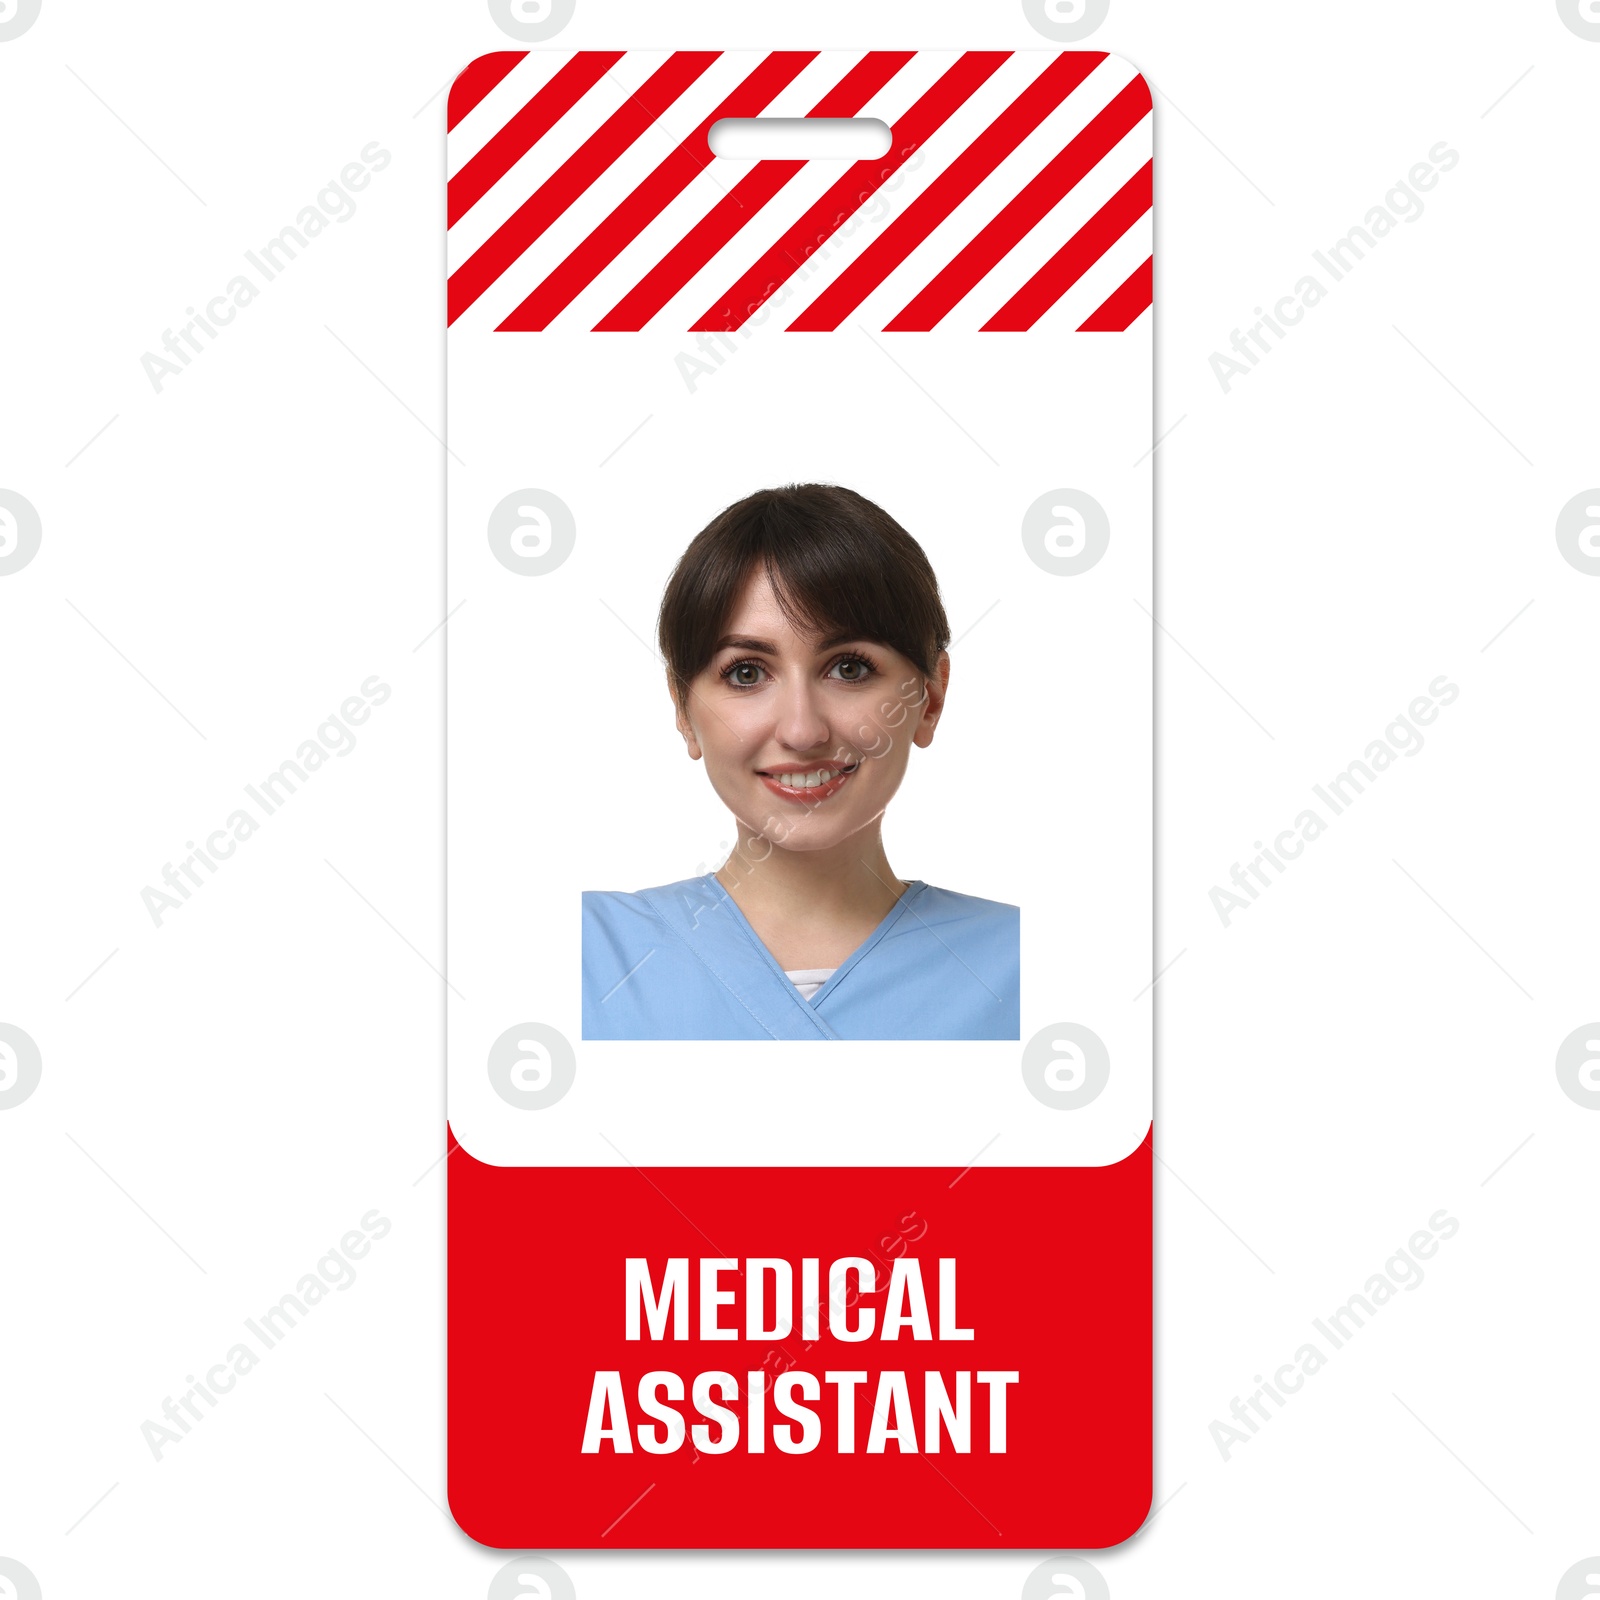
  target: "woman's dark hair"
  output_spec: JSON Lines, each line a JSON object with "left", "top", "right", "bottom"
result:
{"left": 658, "top": 483, "right": 950, "bottom": 700}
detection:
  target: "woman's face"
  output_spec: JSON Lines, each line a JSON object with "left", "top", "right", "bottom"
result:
{"left": 674, "top": 568, "right": 948, "bottom": 856}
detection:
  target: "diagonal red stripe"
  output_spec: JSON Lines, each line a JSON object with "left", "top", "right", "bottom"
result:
{"left": 1077, "top": 255, "right": 1152, "bottom": 331}
{"left": 883, "top": 74, "right": 1151, "bottom": 332}
{"left": 448, "top": 51, "right": 622, "bottom": 229}
{"left": 690, "top": 51, "right": 1011, "bottom": 332}
{"left": 594, "top": 50, "right": 914, "bottom": 333}
{"left": 496, "top": 51, "right": 819, "bottom": 333}
{"left": 981, "top": 159, "right": 1151, "bottom": 330}
{"left": 448, "top": 52, "right": 526, "bottom": 132}
{"left": 448, "top": 51, "right": 721, "bottom": 325}
{"left": 787, "top": 52, "right": 1104, "bottom": 333}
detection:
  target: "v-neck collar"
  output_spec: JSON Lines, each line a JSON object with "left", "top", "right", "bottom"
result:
{"left": 702, "top": 873, "right": 929, "bottom": 1020}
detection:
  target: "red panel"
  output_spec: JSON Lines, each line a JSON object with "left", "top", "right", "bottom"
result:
{"left": 448, "top": 1129, "right": 1152, "bottom": 1549}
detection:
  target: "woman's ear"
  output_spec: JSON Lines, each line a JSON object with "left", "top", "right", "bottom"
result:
{"left": 912, "top": 651, "right": 951, "bottom": 749}
{"left": 669, "top": 671, "right": 703, "bottom": 760}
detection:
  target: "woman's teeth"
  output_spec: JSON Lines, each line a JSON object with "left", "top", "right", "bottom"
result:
{"left": 770, "top": 765, "right": 855, "bottom": 789}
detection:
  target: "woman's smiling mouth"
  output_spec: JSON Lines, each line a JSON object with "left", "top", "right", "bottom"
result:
{"left": 756, "top": 762, "right": 860, "bottom": 803}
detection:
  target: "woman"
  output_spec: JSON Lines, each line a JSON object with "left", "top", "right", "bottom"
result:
{"left": 582, "top": 483, "right": 1019, "bottom": 1041}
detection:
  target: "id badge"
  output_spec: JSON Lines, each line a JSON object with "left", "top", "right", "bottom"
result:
{"left": 445, "top": 46, "right": 1154, "bottom": 1550}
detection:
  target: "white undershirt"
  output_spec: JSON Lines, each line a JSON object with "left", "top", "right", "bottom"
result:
{"left": 784, "top": 968, "right": 836, "bottom": 1003}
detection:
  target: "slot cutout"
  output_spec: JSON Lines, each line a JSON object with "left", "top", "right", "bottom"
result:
{"left": 708, "top": 117, "right": 892, "bottom": 161}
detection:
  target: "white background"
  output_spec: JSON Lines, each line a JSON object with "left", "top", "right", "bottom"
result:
{"left": 2, "top": 2, "right": 1597, "bottom": 1598}
{"left": 446, "top": 331, "right": 1152, "bottom": 1167}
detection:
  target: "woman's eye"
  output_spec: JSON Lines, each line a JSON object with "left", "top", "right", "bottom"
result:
{"left": 726, "top": 661, "right": 763, "bottom": 687}
{"left": 829, "top": 657, "right": 871, "bottom": 682}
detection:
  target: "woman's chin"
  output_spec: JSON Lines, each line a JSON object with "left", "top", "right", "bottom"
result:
{"left": 764, "top": 831, "right": 848, "bottom": 856}
{"left": 716, "top": 779, "right": 896, "bottom": 859}
{"left": 757, "top": 810, "right": 879, "bottom": 856}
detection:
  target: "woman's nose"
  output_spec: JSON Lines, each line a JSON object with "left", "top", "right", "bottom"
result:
{"left": 774, "top": 677, "right": 831, "bottom": 752}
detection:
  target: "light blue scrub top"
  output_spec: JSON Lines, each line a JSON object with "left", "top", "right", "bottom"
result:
{"left": 582, "top": 874, "right": 1020, "bottom": 1041}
